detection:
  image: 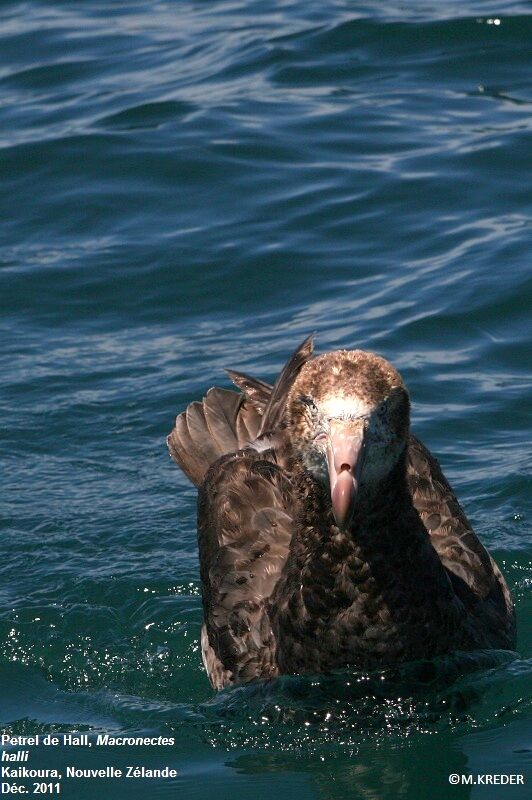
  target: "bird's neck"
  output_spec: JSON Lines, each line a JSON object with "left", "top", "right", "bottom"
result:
{"left": 347, "top": 451, "right": 414, "bottom": 545}
{"left": 294, "top": 449, "right": 416, "bottom": 547}
{"left": 289, "top": 448, "right": 458, "bottom": 605}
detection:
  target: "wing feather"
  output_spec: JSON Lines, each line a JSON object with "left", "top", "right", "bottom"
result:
{"left": 166, "top": 413, "right": 206, "bottom": 486}
{"left": 167, "top": 389, "right": 264, "bottom": 487}
{"left": 258, "top": 334, "right": 314, "bottom": 435}
{"left": 407, "top": 434, "right": 515, "bottom": 645}
{"left": 185, "top": 402, "right": 221, "bottom": 464}
{"left": 225, "top": 369, "right": 271, "bottom": 412}
{"left": 236, "top": 405, "right": 260, "bottom": 445}
{"left": 202, "top": 387, "right": 242, "bottom": 454}
{"left": 198, "top": 453, "right": 295, "bottom": 689}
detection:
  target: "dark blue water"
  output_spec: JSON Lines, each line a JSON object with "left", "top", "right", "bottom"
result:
{"left": 1, "top": 1, "right": 531, "bottom": 798}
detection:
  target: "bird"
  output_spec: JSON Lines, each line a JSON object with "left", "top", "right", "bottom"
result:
{"left": 167, "top": 335, "right": 515, "bottom": 690}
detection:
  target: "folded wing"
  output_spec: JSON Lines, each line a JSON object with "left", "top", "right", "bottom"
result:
{"left": 167, "top": 334, "right": 314, "bottom": 486}
{"left": 198, "top": 453, "right": 294, "bottom": 689}
{"left": 407, "top": 435, "right": 515, "bottom": 646}
{"left": 166, "top": 337, "right": 314, "bottom": 688}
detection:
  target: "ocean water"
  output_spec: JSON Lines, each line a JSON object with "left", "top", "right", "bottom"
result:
{"left": 1, "top": 1, "right": 531, "bottom": 797}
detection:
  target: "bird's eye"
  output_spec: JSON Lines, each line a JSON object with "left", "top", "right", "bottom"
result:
{"left": 299, "top": 395, "right": 317, "bottom": 412}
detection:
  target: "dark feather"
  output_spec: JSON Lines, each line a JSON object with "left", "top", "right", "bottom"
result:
{"left": 225, "top": 369, "right": 272, "bottom": 413}
{"left": 236, "top": 403, "right": 261, "bottom": 445}
{"left": 406, "top": 435, "right": 514, "bottom": 644}
{"left": 166, "top": 412, "right": 207, "bottom": 486}
{"left": 203, "top": 387, "right": 242, "bottom": 454}
{"left": 167, "top": 388, "right": 263, "bottom": 487}
{"left": 185, "top": 402, "right": 220, "bottom": 464}
{"left": 258, "top": 333, "right": 314, "bottom": 436}
{"left": 198, "top": 453, "right": 294, "bottom": 689}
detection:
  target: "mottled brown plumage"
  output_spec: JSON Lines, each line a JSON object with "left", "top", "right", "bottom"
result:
{"left": 167, "top": 336, "right": 515, "bottom": 690}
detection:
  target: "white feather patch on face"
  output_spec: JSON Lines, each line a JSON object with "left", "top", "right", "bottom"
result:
{"left": 320, "top": 395, "right": 371, "bottom": 421}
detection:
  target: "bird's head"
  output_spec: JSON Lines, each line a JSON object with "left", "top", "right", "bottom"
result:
{"left": 286, "top": 350, "right": 410, "bottom": 530}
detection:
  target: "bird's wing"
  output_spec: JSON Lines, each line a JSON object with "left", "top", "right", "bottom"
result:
{"left": 258, "top": 334, "right": 314, "bottom": 435}
{"left": 167, "top": 334, "right": 314, "bottom": 486}
{"left": 407, "top": 434, "right": 515, "bottom": 644}
{"left": 197, "top": 452, "right": 295, "bottom": 689}
{"left": 224, "top": 369, "right": 271, "bottom": 413}
{"left": 167, "top": 388, "right": 262, "bottom": 486}
{"left": 227, "top": 334, "right": 314, "bottom": 434}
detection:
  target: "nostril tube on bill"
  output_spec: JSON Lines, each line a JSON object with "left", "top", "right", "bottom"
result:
{"left": 339, "top": 463, "right": 351, "bottom": 473}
